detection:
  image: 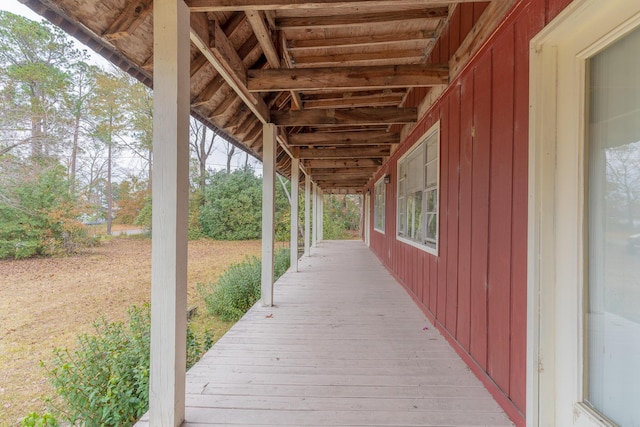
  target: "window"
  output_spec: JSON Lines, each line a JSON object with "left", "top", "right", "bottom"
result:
{"left": 585, "top": 24, "right": 640, "bottom": 426}
{"left": 374, "top": 177, "right": 385, "bottom": 232}
{"left": 397, "top": 122, "right": 439, "bottom": 254}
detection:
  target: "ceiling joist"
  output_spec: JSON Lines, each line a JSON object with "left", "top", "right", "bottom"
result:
{"left": 271, "top": 107, "right": 417, "bottom": 127}
{"left": 288, "top": 130, "right": 400, "bottom": 146}
{"left": 298, "top": 146, "right": 391, "bottom": 159}
{"left": 103, "top": 0, "right": 152, "bottom": 40}
{"left": 248, "top": 64, "right": 448, "bottom": 92}
{"left": 303, "top": 158, "right": 384, "bottom": 169}
{"left": 287, "top": 30, "right": 436, "bottom": 51}
{"left": 185, "top": 1, "right": 477, "bottom": 12}
{"left": 276, "top": 8, "right": 449, "bottom": 30}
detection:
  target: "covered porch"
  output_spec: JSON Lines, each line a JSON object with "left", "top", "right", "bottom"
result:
{"left": 137, "top": 240, "right": 512, "bottom": 426}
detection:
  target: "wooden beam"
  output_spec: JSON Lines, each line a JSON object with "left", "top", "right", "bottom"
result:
{"left": 276, "top": 8, "right": 448, "bottom": 30}
{"left": 271, "top": 107, "right": 416, "bottom": 127}
{"left": 303, "top": 92, "right": 405, "bottom": 109}
{"left": 287, "top": 30, "right": 436, "bottom": 51}
{"left": 186, "top": 1, "right": 471, "bottom": 12}
{"left": 303, "top": 158, "right": 383, "bottom": 168}
{"left": 289, "top": 130, "right": 400, "bottom": 146}
{"left": 190, "top": 52, "right": 210, "bottom": 78}
{"left": 293, "top": 49, "right": 425, "bottom": 67}
{"left": 298, "top": 146, "right": 390, "bottom": 159}
{"left": 190, "top": 20, "right": 270, "bottom": 122}
{"left": 450, "top": 0, "right": 518, "bottom": 79}
{"left": 248, "top": 65, "right": 448, "bottom": 92}
{"left": 309, "top": 166, "right": 379, "bottom": 175}
{"left": 245, "top": 10, "right": 303, "bottom": 110}
{"left": 311, "top": 173, "right": 373, "bottom": 181}
{"left": 191, "top": 75, "right": 226, "bottom": 106}
{"left": 104, "top": 0, "right": 152, "bottom": 40}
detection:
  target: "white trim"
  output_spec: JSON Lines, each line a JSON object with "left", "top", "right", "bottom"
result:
{"left": 395, "top": 121, "right": 440, "bottom": 256}
{"left": 528, "top": 1, "right": 640, "bottom": 426}
{"left": 290, "top": 158, "right": 299, "bottom": 272}
{"left": 149, "top": 0, "right": 190, "bottom": 425}
{"left": 373, "top": 176, "right": 386, "bottom": 234}
{"left": 260, "top": 123, "right": 276, "bottom": 307}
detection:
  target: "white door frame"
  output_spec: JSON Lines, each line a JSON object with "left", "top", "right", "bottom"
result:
{"left": 528, "top": 1, "right": 640, "bottom": 426}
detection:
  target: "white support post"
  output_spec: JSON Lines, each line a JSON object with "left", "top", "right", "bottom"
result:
{"left": 304, "top": 177, "right": 311, "bottom": 256}
{"left": 149, "top": 1, "right": 189, "bottom": 426}
{"left": 261, "top": 123, "right": 276, "bottom": 307}
{"left": 318, "top": 190, "right": 324, "bottom": 241}
{"left": 290, "top": 158, "right": 299, "bottom": 271}
{"left": 312, "top": 182, "right": 318, "bottom": 247}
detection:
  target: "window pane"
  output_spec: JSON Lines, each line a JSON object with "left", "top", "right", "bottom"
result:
{"left": 427, "top": 139, "right": 437, "bottom": 162}
{"left": 426, "top": 160, "right": 437, "bottom": 188}
{"left": 586, "top": 25, "right": 640, "bottom": 426}
{"left": 407, "top": 191, "right": 423, "bottom": 241}
{"left": 425, "top": 213, "right": 437, "bottom": 242}
{"left": 426, "top": 189, "right": 437, "bottom": 212}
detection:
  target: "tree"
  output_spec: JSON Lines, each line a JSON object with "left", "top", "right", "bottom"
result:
{"left": 199, "top": 168, "right": 263, "bottom": 240}
{"left": 0, "top": 11, "right": 80, "bottom": 160}
{"left": 189, "top": 119, "right": 216, "bottom": 195}
{"left": 88, "top": 69, "right": 129, "bottom": 234}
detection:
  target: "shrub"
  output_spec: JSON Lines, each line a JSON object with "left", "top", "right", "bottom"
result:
{"left": 200, "top": 249, "right": 290, "bottom": 321}
{"left": 20, "top": 412, "right": 58, "bottom": 427}
{"left": 45, "top": 305, "right": 212, "bottom": 426}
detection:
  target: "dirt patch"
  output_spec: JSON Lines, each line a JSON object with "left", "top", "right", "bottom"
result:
{"left": 0, "top": 237, "right": 261, "bottom": 425}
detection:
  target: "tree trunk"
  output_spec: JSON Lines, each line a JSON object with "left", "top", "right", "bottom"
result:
{"left": 106, "top": 115, "right": 113, "bottom": 236}
{"left": 70, "top": 111, "right": 80, "bottom": 195}
{"left": 199, "top": 125, "right": 207, "bottom": 193}
{"left": 226, "top": 144, "right": 235, "bottom": 173}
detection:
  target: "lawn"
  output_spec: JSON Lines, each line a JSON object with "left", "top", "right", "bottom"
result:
{"left": 0, "top": 235, "right": 262, "bottom": 425}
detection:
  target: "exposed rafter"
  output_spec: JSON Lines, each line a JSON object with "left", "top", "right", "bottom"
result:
{"left": 288, "top": 130, "right": 400, "bottom": 146}
{"left": 103, "top": 0, "right": 152, "bottom": 40}
{"left": 185, "top": 1, "right": 475, "bottom": 12}
{"left": 287, "top": 30, "right": 436, "bottom": 51}
{"left": 271, "top": 107, "right": 417, "bottom": 127}
{"left": 298, "top": 146, "right": 391, "bottom": 159}
{"left": 303, "top": 158, "right": 384, "bottom": 169}
{"left": 276, "top": 8, "right": 449, "bottom": 29}
{"left": 248, "top": 64, "right": 448, "bottom": 92}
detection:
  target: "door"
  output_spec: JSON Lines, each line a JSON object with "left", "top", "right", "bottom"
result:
{"left": 529, "top": 1, "right": 640, "bottom": 426}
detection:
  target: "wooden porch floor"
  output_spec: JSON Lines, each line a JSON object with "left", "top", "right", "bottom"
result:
{"left": 139, "top": 240, "right": 513, "bottom": 426}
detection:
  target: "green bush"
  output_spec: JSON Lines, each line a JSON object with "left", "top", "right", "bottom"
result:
{"left": 200, "top": 249, "right": 291, "bottom": 321}
{"left": 45, "top": 305, "right": 212, "bottom": 426}
{"left": 20, "top": 412, "right": 58, "bottom": 427}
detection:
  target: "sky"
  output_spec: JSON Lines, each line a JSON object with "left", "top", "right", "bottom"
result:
{"left": 0, "top": 0, "right": 262, "bottom": 175}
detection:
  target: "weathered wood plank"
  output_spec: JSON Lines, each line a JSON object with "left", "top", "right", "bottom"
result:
{"left": 136, "top": 241, "right": 512, "bottom": 427}
{"left": 271, "top": 107, "right": 417, "bottom": 126}
{"left": 248, "top": 65, "right": 449, "bottom": 92}
{"left": 288, "top": 30, "right": 436, "bottom": 50}
{"left": 186, "top": 1, "right": 475, "bottom": 12}
{"left": 298, "top": 146, "right": 390, "bottom": 159}
{"left": 289, "top": 130, "right": 400, "bottom": 146}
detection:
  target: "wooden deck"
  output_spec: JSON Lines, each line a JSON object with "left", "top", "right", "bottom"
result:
{"left": 138, "top": 240, "right": 513, "bottom": 426}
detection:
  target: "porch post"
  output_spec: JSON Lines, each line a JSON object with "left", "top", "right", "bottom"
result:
{"left": 312, "top": 182, "right": 318, "bottom": 247}
{"left": 261, "top": 123, "right": 276, "bottom": 306}
{"left": 318, "top": 190, "right": 324, "bottom": 241}
{"left": 304, "top": 177, "right": 311, "bottom": 256}
{"left": 290, "top": 158, "right": 299, "bottom": 271}
{"left": 149, "top": 0, "right": 189, "bottom": 426}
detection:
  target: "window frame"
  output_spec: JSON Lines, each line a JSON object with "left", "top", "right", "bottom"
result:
{"left": 396, "top": 121, "right": 440, "bottom": 255}
{"left": 373, "top": 176, "right": 386, "bottom": 233}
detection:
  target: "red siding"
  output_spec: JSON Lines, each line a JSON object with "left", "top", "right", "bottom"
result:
{"left": 366, "top": 0, "right": 574, "bottom": 425}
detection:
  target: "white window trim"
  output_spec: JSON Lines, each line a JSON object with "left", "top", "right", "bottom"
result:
{"left": 373, "top": 176, "right": 386, "bottom": 234}
{"left": 396, "top": 121, "right": 440, "bottom": 256}
{"left": 528, "top": 1, "right": 640, "bottom": 426}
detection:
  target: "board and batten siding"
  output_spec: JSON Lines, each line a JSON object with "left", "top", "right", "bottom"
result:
{"left": 367, "top": 1, "right": 573, "bottom": 426}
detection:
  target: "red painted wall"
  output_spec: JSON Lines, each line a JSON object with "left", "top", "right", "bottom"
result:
{"left": 366, "top": 0, "right": 574, "bottom": 425}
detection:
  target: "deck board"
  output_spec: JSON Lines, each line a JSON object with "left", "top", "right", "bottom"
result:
{"left": 137, "top": 241, "right": 512, "bottom": 426}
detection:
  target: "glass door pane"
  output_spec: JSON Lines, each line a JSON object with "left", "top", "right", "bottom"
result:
{"left": 586, "top": 25, "right": 640, "bottom": 426}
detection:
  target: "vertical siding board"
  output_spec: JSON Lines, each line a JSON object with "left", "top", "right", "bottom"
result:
{"left": 487, "top": 27, "right": 515, "bottom": 395}
{"left": 437, "top": 100, "right": 450, "bottom": 321}
{"left": 421, "top": 250, "right": 428, "bottom": 305}
{"left": 449, "top": 6, "right": 462, "bottom": 55}
{"left": 460, "top": 3, "right": 474, "bottom": 41}
{"left": 429, "top": 257, "right": 438, "bottom": 313}
{"left": 457, "top": 73, "right": 474, "bottom": 351}
{"left": 446, "top": 84, "right": 462, "bottom": 331}
{"left": 474, "top": 2, "right": 490, "bottom": 22}
{"left": 470, "top": 53, "right": 492, "bottom": 370}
